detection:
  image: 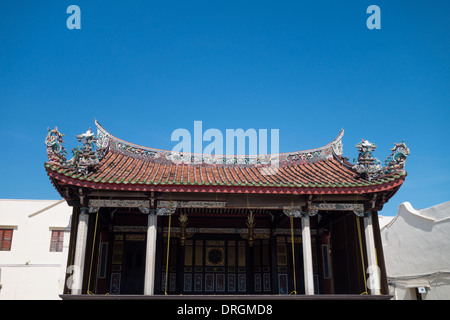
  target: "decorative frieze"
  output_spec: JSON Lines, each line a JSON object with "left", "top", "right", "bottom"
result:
{"left": 88, "top": 199, "right": 151, "bottom": 208}
{"left": 162, "top": 227, "right": 271, "bottom": 236}
{"left": 158, "top": 201, "right": 226, "bottom": 208}
{"left": 310, "top": 203, "right": 364, "bottom": 211}
{"left": 113, "top": 226, "right": 148, "bottom": 233}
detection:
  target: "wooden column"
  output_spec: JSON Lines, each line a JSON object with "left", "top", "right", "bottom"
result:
{"left": 301, "top": 212, "right": 315, "bottom": 295}
{"left": 371, "top": 211, "right": 389, "bottom": 294}
{"left": 363, "top": 211, "right": 381, "bottom": 295}
{"left": 71, "top": 207, "right": 89, "bottom": 295}
{"left": 320, "top": 228, "right": 333, "bottom": 294}
{"left": 144, "top": 211, "right": 158, "bottom": 295}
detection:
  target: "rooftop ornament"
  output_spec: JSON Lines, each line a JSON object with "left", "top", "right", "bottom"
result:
{"left": 353, "top": 139, "right": 410, "bottom": 180}
{"left": 71, "top": 128, "right": 107, "bottom": 175}
{"left": 353, "top": 139, "right": 382, "bottom": 180}
{"left": 45, "top": 127, "right": 107, "bottom": 176}
{"left": 45, "top": 127, "right": 67, "bottom": 166}
{"left": 383, "top": 141, "right": 410, "bottom": 175}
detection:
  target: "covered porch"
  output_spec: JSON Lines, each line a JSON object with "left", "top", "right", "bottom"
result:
{"left": 62, "top": 193, "right": 388, "bottom": 298}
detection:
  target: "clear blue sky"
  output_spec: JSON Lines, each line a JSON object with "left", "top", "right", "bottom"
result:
{"left": 0, "top": 1, "right": 449, "bottom": 216}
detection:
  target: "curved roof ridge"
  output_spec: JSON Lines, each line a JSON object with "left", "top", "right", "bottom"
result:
{"left": 95, "top": 119, "right": 344, "bottom": 166}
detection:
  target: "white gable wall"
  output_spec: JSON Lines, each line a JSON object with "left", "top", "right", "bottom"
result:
{"left": 381, "top": 201, "right": 450, "bottom": 300}
{"left": 0, "top": 199, "right": 72, "bottom": 300}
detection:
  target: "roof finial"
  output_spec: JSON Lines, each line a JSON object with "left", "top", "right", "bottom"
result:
{"left": 383, "top": 141, "right": 410, "bottom": 174}
{"left": 71, "top": 128, "right": 107, "bottom": 175}
{"left": 353, "top": 139, "right": 382, "bottom": 180}
{"left": 45, "top": 127, "right": 67, "bottom": 166}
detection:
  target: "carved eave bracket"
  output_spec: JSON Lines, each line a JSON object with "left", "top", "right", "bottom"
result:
{"left": 89, "top": 206, "right": 99, "bottom": 214}
{"left": 139, "top": 206, "right": 150, "bottom": 214}
{"left": 283, "top": 209, "right": 303, "bottom": 218}
{"left": 156, "top": 207, "right": 177, "bottom": 216}
{"left": 353, "top": 210, "right": 366, "bottom": 217}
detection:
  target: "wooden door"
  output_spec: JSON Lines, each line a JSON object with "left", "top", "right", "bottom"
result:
{"left": 121, "top": 241, "right": 145, "bottom": 294}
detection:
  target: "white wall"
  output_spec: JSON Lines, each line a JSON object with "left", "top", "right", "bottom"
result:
{"left": 0, "top": 199, "right": 72, "bottom": 300}
{"left": 381, "top": 201, "right": 450, "bottom": 300}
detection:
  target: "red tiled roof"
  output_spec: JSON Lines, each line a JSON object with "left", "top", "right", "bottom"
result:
{"left": 44, "top": 122, "right": 406, "bottom": 194}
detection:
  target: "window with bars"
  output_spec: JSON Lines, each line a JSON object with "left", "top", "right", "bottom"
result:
{"left": 0, "top": 229, "right": 13, "bottom": 251}
{"left": 50, "top": 230, "right": 64, "bottom": 252}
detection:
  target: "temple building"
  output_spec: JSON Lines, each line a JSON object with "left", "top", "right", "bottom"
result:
{"left": 44, "top": 121, "right": 410, "bottom": 299}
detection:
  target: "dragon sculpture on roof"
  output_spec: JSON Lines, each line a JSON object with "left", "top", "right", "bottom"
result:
{"left": 45, "top": 126, "right": 107, "bottom": 175}
{"left": 353, "top": 139, "right": 410, "bottom": 180}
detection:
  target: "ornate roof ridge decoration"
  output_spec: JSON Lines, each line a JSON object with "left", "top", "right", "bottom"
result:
{"left": 383, "top": 141, "right": 410, "bottom": 175}
{"left": 45, "top": 121, "right": 408, "bottom": 186}
{"left": 95, "top": 119, "right": 344, "bottom": 167}
{"left": 45, "top": 127, "right": 68, "bottom": 166}
{"left": 71, "top": 128, "right": 108, "bottom": 175}
{"left": 44, "top": 122, "right": 409, "bottom": 195}
{"left": 353, "top": 139, "right": 410, "bottom": 180}
{"left": 45, "top": 126, "right": 108, "bottom": 176}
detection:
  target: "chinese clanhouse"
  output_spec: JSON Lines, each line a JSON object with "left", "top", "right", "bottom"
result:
{"left": 44, "top": 121, "right": 409, "bottom": 299}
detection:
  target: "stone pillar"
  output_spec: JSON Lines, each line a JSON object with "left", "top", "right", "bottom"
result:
{"left": 301, "top": 212, "right": 315, "bottom": 295}
{"left": 363, "top": 211, "right": 381, "bottom": 295}
{"left": 144, "top": 211, "right": 158, "bottom": 295}
{"left": 71, "top": 207, "right": 89, "bottom": 295}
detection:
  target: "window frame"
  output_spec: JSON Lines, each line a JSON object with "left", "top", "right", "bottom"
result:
{"left": 49, "top": 229, "right": 65, "bottom": 252}
{"left": 0, "top": 228, "right": 14, "bottom": 251}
